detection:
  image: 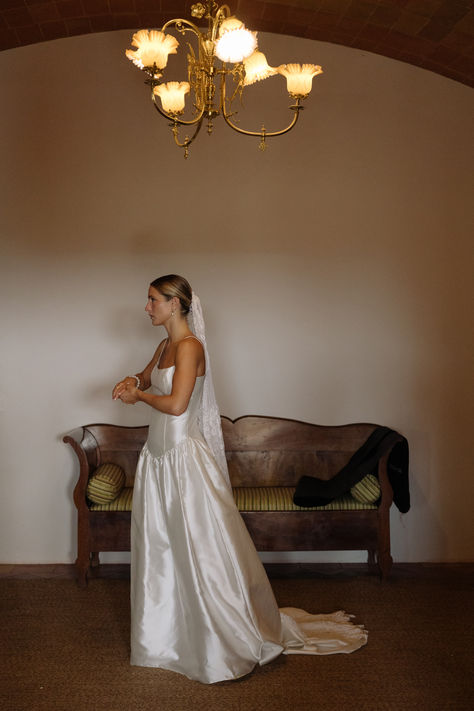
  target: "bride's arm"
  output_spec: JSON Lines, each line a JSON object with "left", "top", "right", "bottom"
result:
{"left": 119, "top": 339, "right": 203, "bottom": 416}
{"left": 112, "top": 340, "right": 165, "bottom": 400}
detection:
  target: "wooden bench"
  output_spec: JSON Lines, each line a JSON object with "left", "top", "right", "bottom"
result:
{"left": 64, "top": 416, "right": 404, "bottom": 587}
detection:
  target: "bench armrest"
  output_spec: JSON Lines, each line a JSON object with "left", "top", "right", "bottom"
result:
{"left": 63, "top": 428, "right": 99, "bottom": 512}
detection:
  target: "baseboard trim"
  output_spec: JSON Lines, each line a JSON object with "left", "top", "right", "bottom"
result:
{"left": 1, "top": 562, "right": 473, "bottom": 580}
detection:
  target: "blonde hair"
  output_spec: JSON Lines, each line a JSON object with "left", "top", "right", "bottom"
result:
{"left": 150, "top": 274, "right": 192, "bottom": 315}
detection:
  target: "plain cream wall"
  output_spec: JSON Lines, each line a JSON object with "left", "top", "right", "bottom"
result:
{"left": 0, "top": 30, "right": 472, "bottom": 564}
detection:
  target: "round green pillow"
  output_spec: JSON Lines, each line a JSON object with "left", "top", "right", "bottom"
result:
{"left": 350, "top": 474, "right": 381, "bottom": 504}
{"left": 86, "top": 463, "right": 126, "bottom": 504}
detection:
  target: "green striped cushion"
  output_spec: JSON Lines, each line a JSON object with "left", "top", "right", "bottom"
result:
{"left": 350, "top": 474, "right": 381, "bottom": 504}
{"left": 233, "top": 486, "right": 378, "bottom": 512}
{"left": 87, "top": 485, "right": 378, "bottom": 513}
{"left": 86, "top": 463, "right": 125, "bottom": 505}
{"left": 89, "top": 486, "right": 133, "bottom": 511}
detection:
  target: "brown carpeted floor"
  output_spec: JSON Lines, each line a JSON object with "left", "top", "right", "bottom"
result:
{"left": 1, "top": 565, "right": 473, "bottom": 711}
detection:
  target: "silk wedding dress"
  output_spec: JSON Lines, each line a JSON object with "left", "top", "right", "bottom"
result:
{"left": 130, "top": 364, "right": 367, "bottom": 684}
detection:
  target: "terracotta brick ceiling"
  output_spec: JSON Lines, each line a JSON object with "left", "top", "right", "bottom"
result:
{"left": 0, "top": 1, "right": 473, "bottom": 87}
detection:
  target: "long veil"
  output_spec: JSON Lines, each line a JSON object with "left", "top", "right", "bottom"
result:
{"left": 188, "top": 293, "right": 232, "bottom": 490}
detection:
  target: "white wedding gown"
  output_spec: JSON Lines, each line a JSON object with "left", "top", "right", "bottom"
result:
{"left": 130, "top": 365, "right": 367, "bottom": 684}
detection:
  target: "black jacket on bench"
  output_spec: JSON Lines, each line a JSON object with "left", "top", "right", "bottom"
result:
{"left": 293, "top": 426, "right": 410, "bottom": 513}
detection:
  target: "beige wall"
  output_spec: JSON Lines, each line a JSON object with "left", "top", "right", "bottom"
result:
{"left": 1, "top": 30, "right": 473, "bottom": 564}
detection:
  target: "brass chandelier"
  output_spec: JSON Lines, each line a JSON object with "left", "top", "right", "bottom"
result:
{"left": 125, "top": 1, "right": 323, "bottom": 158}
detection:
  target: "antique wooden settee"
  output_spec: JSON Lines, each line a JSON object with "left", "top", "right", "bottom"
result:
{"left": 64, "top": 416, "right": 405, "bottom": 587}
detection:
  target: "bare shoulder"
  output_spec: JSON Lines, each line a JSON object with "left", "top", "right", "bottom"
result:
{"left": 176, "top": 336, "right": 204, "bottom": 369}
{"left": 175, "top": 336, "right": 205, "bottom": 376}
{"left": 177, "top": 335, "right": 204, "bottom": 358}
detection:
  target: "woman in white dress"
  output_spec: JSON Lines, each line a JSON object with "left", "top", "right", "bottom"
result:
{"left": 112, "top": 274, "right": 367, "bottom": 684}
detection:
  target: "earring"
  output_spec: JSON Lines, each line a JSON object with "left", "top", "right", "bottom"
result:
{"left": 171, "top": 310, "right": 175, "bottom": 317}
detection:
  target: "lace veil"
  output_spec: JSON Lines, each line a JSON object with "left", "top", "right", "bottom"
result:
{"left": 188, "top": 294, "right": 231, "bottom": 490}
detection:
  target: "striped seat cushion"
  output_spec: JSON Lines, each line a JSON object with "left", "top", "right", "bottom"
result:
{"left": 86, "top": 463, "right": 125, "bottom": 504}
{"left": 234, "top": 486, "right": 378, "bottom": 511}
{"left": 350, "top": 474, "right": 381, "bottom": 504}
{"left": 88, "top": 485, "right": 378, "bottom": 512}
{"left": 89, "top": 486, "right": 134, "bottom": 511}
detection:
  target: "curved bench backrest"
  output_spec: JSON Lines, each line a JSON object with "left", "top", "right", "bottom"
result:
{"left": 79, "top": 418, "right": 379, "bottom": 488}
{"left": 221, "top": 416, "right": 377, "bottom": 487}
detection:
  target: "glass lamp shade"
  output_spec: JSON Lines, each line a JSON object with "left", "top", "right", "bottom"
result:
{"left": 243, "top": 51, "right": 277, "bottom": 85}
{"left": 218, "top": 17, "right": 244, "bottom": 34}
{"left": 125, "top": 30, "right": 179, "bottom": 70}
{"left": 278, "top": 63, "right": 323, "bottom": 98}
{"left": 215, "top": 26, "right": 257, "bottom": 63}
{"left": 154, "top": 82, "right": 190, "bottom": 114}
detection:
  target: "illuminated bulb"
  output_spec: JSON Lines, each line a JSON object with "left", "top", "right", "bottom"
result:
{"left": 125, "top": 30, "right": 179, "bottom": 70}
{"left": 243, "top": 51, "right": 277, "bottom": 85}
{"left": 215, "top": 18, "right": 257, "bottom": 64}
{"left": 154, "top": 82, "right": 190, "bottom": 114}
{"left": 278, "top": 63, "right": 323, "bottom": 98}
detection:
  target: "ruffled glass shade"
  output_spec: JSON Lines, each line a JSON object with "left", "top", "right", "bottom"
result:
{"left": 278, "top": 63, "right": 323, "bottom": 98}
{"left": 125, "top": 30, "right": 179, "bottom": 70}
{"left": 154, "top": 82, "right": 190, "bottom": 113}
{"left": 243, "top": 51, "right": 278, "bottom": 85}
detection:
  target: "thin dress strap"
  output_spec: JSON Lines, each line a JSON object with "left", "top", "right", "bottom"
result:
{"left": 157, "top": 338, "right": 168, "bottom": 368}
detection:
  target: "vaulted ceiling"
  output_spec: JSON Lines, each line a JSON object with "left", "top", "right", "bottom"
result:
{"left": 1, "top": 0, "right": 473, "bottom": 87}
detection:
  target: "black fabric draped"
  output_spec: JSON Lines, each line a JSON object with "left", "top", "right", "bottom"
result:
{"left": 293, "top": 426, "right": 410, "bottom": 513}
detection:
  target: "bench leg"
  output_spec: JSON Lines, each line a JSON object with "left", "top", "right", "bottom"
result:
{"left": 378, "top": 550, "right": 393, "bottom": 580}
{"left": 75, "top": 555, "right": 90, "bottom": 588}
{"left": 91, "top": 552, "right": 100, "bottom": 568}
{"left": 377, "top": 507, "right": 392, "bottom": 580}
{"left": 76, "top": 514, "right": 92, "bottom": 587}
{"left": 367, "top": 549, "right": 378, "bottom": 574}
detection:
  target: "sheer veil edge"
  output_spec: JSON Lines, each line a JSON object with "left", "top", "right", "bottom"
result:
{"left": 188, "top": 293, "right": 232, "bottom": 490}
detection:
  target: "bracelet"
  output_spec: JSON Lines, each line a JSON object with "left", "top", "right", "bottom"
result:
{"left": 128, "top": 375, "right": 141, "bottom": 389}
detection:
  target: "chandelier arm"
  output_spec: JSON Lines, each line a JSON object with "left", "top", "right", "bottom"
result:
{"left": 171, "top": 115, "right": 204, "bottom": 149}
{"left": 221, "top": 105, "right": 302, "bottom": 138}
{"left": 161, "top": 18, "right": 201, "bottom": 38}
{"left": 152, "top": 94, "right": 206, "bottom": 127}
{"left": 211, "top": 4, "right": 231, "bottom": 42}
{"left": 220, "top": 71, "right": 303, "bottom": 138}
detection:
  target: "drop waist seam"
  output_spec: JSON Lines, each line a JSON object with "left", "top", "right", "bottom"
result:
{"left": 142, "top": 435, "right": 206, "bottom": 462}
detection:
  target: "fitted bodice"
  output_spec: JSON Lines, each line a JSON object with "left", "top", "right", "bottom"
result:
{"left": 146, "top": 366, "right": 205, "bottom": 458}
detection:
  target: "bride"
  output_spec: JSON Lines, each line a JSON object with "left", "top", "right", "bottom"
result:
{"left": 112, "top": 274, "right": 367, "bottom": 684}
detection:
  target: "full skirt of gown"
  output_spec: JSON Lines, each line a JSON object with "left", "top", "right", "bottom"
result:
{"left": 130, "top": 367, "right": 367, "bottom": 684}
